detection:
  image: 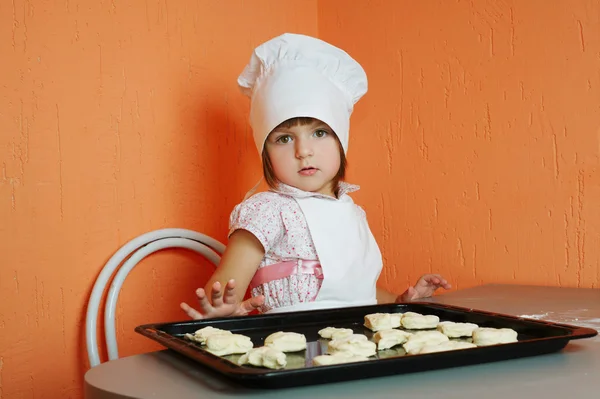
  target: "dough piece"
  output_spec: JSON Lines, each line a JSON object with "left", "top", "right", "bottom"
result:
{"left": 401, "top": 312, "right": 440, "bottom": 330}
{"left": 238, "top": 346, "right": 287, "bottom": 369}
{"left": 403, "top": 331, "right": 449, "bottom": 355}
{"left": 364, "top": 313, "right": 403, "bottom": 331}
{"left": 264, "top": 331, "right": 307, "bottom": 352}
{"left": 184, "top": 326, "right": 232, "bottom": 344}
{"left": 205, "top": 333, "right": 253, "bottom": 356}
{"left": 436, "top": 321, "right": 479, "bottom": 338}
{"left": 373, "top": 329, "right": 413, "bottom": 350}
{"left": 312, "top": 353, "right": 370, "bottom": 366}
{"left": 318, "top": 327, "right": 354, "bottom": 340}
{"left": 472, "top": 327, "right": 518, "bottom": 346}
{"left": 418, "top": 340, "right": 477, "bottom": 354}
{"left": 328, "top": 334, "right": 377, "bottom": 357}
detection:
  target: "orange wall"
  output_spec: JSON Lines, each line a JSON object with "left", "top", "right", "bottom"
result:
{"left": 1, "top": 0, "right": 599, "bottom": 397}
{"left": 319, "top": 0, "right": 600, "bottom": 292}
{"left": 0, "top": 0, "right": 317, "bottom": 397}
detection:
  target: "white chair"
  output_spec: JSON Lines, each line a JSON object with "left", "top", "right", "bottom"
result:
{"left": 85, "top": 228, "right": 226, "bottom": 367}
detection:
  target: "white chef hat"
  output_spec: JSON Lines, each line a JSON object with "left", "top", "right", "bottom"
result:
{"left": 237, "top": 33, "right": 368, "bottom": 155}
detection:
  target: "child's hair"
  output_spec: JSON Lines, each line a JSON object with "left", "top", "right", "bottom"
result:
{"left": 262, "top": 117, "right": 347, "bottom": 195}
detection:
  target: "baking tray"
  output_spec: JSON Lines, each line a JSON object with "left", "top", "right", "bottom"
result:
{"left": 135, "top": 302, "right": 597, "bottom": 389}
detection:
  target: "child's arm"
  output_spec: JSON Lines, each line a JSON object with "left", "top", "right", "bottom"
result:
{"left": 180, "top": 229, "right": 265, "bottom": 319}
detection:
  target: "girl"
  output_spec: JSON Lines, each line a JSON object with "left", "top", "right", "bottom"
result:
{"left": 180, "top": 33, "right": 450, "bottom": 319}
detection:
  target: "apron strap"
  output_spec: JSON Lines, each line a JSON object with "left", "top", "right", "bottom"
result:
{"left": 249, "top": 260, "right": 323, "bottom": 290}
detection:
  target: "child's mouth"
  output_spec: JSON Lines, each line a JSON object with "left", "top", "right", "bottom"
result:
{"left": 299, "top": 167, "right": 318, "bottom": 176}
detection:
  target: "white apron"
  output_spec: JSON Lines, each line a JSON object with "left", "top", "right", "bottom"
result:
{"left": 266, "top": 193, "right": 382, "bottom": 314}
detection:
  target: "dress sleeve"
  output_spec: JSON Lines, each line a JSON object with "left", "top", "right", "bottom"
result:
{"left": 228, "top": 192, "right": 285, "bottom": 253}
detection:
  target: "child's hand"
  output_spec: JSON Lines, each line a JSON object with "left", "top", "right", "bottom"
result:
{"left": 179, "top": 279, "right": 265, "bottom": 320}
{"left": 397, "top": 274, "right": 451, "bottom": 302}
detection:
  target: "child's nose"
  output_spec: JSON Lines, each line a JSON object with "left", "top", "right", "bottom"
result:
{"left": 295, "top": 139, "right": 313, "bottom": 158}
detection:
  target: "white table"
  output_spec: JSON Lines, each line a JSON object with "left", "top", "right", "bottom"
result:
{"left": 84, "top": 284, "right": 600, "bottom": 398}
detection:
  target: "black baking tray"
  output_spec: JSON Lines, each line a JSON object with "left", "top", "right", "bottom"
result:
{"left": 135, "top": 302, "right": 597, "bottom": 389}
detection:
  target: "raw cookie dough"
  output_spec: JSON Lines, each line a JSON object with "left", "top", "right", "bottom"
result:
{"left": 313, "top": 353, "right": 370, "bottom": 366}
{"left": 403, "top": 331, "right": 449, "bottom": 355}
{"left": 418, "top": 340, "right": 477, "bottom": 354}
{"left": 238, "top": 346, "right": 287, "bottom": 369}
{"left": 401, "top": 312, "right": 440, "bottom": 330}
{"left": 205, "top": 333, "right": 253, "bottom": 356}
{"left": 436, "top": 321, "right": 479, "bottom": 338}
{"left": 364, "top": 313, "right": 403, "bottom": 331}
{"left": 184, "top": 326, "right": 232, "bottom": 344}
{"left": 373, "top": 329, "right": 413, "bottom": 350}
{"left": 264, "top": 331, "right": 307, "bottom": 352}
{"left": 318, "top": 327, "right": 354, "bottom": 340}
{"left": 472, "top": 327, "right": 518, "bottom": 346}
{"left": 328, "top": 334, "right": 377, "bottom": 357}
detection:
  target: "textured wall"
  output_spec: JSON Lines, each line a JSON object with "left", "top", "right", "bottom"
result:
{"left": 2, "top": 0, "right": 600, "bottom": 397}
{"left": 319, "top": 0, "right": 600, "bottom": 292}
{"left": 0, "top": 0, "right": 317, "bottom": 397}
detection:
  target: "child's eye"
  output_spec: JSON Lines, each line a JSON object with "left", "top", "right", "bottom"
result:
{"left": 276, "top": 135, "right": 292, "bottom": 144}
{"left": 314, "top": 129, "right": 328, "bottom": 138}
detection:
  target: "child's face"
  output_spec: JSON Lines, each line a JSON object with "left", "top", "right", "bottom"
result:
{"left": 265, "top": 119, "right": 341, "bottom": 197}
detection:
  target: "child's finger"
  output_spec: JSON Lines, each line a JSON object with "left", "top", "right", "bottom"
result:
{"left": 225, "top": 279, "right": 236, "bottom": 289}
{"left": 211, "top": 281, "right": 224, "bottom": 307}
{"left": 240, "top": 295, "right": 264, "bottom": 313}
{"left": 427, "top": 276, "right": 441, "bottom": 285}
{"left": 223, "top": 279, "right": 237, "bottom": 304}
{"left": 424, "top": 274, "right": 443, "bottom": 282}
{"left": 196, "top": 288, "right": 215, "bottom": 314}
{"left": 431, "top": 277, "right": 450, "bottom": 289}
{"left": 180, "top": 302, "right": 204, "bottom": 320}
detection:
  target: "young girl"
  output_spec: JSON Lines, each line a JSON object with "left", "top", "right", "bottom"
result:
{"left": 180, "top": 33, "right": 451, "bottom": 319}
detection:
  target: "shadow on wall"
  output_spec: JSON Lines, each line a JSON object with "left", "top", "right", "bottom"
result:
{"left": 77, "top": 77, "right": 263, "bottom": 374}
{"left": 193, "top": 83, "right": 262, "bottom": 235}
